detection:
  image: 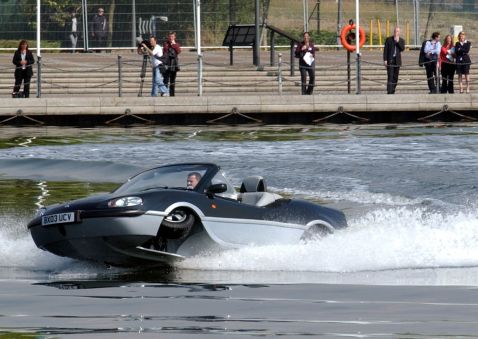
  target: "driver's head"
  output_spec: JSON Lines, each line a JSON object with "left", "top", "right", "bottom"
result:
{"left": 187, "top": 172, "right": 202, "bottom": 189}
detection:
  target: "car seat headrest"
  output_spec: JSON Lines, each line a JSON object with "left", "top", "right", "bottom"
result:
{"left": 240, "top": 176, "right": 267, "bottom": 193}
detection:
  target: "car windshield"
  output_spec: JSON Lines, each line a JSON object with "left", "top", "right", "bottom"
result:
{"left": 113, "top": 164, "right": 213, "bottom": 194}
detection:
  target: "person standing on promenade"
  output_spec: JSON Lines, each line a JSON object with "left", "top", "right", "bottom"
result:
{"left": 423, "top": 32, "right": 441, "bottom": 93}
{"left": 65, "top": 10, "right": 80, "bottom": 53}
{"left": 162, "top": 31, "right": 181, "bottom": 97}
{"left": 455, "top": 31, "right": 472, "bottom": 94}
{"left": 141, "top": 36, "right": 169, "bottom": 97}
{"left": 12, "top": 39, "right": 34, "bottom": 98}
{"left": 383, "top": 26, "right": 405, "bottom": 94}
{"left": 295, "top": 32, "right": 316, "bottom": 95}
{"left": 90, "top": 7, "right": 108, "bottom": 52}
{"left": 440, "top": 35, "right": 455, "bottom": 93}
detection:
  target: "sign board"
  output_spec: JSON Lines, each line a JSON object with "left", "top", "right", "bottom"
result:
{"left": 222, "top": 24, "right": 256, "bottom": 47}
{"left": 451, "top": 25, "right": 463, "bottom": 44}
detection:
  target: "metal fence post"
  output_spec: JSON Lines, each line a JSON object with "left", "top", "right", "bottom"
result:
{"left": 347, "top": 51, "right": 351, "bottom": 93}
{"left": 270, "top": 31, "right": 275, "bottom": 66}
{"left": 356, "top": 52, "right": 361, "bottom": 94}
{"left": 290, "top": 40, "right": 295, "bottom": 76}
{"left": 198, "top": 53, "right": 203, "bottom": 96}
{"left": 118, "top": 55, "right": 122, "bottom": 97}
{"left": 36, "top": 56, "right": 41, "bottom": 98}
{"left": 278, "top": 53, "right": 283, "bottom": 94}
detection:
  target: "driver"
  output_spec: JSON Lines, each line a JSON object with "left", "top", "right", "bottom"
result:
{"left": 186, "top": 172, "right": 202, "bottom": 189}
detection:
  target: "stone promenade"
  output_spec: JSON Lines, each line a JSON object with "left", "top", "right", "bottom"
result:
{"left": 0, "top": 48, "right": 476, "bottom": 125}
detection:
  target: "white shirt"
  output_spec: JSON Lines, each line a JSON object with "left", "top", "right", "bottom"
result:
{"left": 21, "top": 52, "right": 26, "bottom": 69}
{"left": 72, "top": 17, "right": 77, "bottom": 32}
{"left": 424, "top": 40, "right": 441, "bottom": 56}
{"left": 150, "top": 45, "right": 163, "bottom": 68}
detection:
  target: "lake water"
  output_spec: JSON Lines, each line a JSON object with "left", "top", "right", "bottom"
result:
{"left": 1, "top": 124, "right": 478, "bottom": 338}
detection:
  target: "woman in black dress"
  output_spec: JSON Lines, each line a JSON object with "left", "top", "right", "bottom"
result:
{"left": 12, "top": 40, "right": 35, "bottom": 98}
{"left": 295, "top": 32, "right": 316, "bottom": 95}
{"left": 455, "top": 31, "right": 471, "bottom": 93}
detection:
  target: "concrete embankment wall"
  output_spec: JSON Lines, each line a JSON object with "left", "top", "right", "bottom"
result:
{"left": 0, "top": 94, "right": 477, "bottom": 126}
{"left": 1, "top": 50, "right": 477, "bottom": 125}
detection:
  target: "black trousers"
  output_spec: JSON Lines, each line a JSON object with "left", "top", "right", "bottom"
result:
{"left": 440, "top": 62, "right": 455, "bottom": 93}
{"left": 94, "top": 35, "right": 107, "bottom": 52}
{"left": 425, "top": 61, "right": 438, "bottom": 93}
{"left": 163, "top": 71, "right": 177, "bottom": 96}
{"left": 386, "top": 59, "right": 400, "bottom": 94}
{"left": 13, "top": 68, "right": 32, "bottom": 98}
{"left": 299, "top": 63, "right": 315, "bottom": 95}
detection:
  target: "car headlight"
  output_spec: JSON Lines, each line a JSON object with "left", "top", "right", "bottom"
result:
{"left": 35, "top": 207, "right": 47, "bottom": 217}
{"left": 108, "top": 196, "right": 143, "bottom": 208}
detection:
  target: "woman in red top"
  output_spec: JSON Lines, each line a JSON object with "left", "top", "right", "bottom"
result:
{"left": 439, "top": 35, "right": 455, "bottom": 93}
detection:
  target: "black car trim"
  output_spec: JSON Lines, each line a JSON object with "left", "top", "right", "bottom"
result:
{"left": 202, "top": 216, "right": 306, "bottom": 230}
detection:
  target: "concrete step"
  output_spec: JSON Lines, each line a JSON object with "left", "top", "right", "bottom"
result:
{"left": 0, "top": 66, "right": 442, "bottom": 98}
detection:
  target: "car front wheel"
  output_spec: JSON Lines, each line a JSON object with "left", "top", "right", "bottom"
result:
{"left": 160, "top": 209, "right": 195, "bottom": 239}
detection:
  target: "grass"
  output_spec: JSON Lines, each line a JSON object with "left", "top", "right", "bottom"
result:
{"left": 0, "top": 40, "right": 61, "bottom": 51}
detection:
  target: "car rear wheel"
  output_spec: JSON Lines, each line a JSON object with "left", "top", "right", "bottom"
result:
{"left": 301, "top": 224, "right": 333, "bottom": 241}
{"left": 160, "top": 209, "right": 195, "bottom": 239}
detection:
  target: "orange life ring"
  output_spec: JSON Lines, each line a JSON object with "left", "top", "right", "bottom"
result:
{"left": 340, "top": 24, "right": 366, "bottom": 52}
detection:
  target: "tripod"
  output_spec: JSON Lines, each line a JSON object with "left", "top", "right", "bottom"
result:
{"left": 138, "top": 54, "right": 149, "bottom": 97}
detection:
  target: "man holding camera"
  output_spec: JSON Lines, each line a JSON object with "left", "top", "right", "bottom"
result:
{"left": 141, "top": 36, "right": 169, "bottom": 97}
{"left": 162, "top": 31, "right": 181, "bottom": 97}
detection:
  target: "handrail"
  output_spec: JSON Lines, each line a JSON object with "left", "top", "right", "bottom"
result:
{"left": 265, "top": 24, "right": 300, "bottom": 76}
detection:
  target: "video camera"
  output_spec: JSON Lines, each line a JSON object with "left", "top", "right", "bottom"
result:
{"left": 136, "top": 37, "right": 152, "bottom": 54}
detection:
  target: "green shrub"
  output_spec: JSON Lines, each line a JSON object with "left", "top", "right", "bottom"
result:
{"left": 0, "top": 40, "right": 61, "bottom": 51}
{"left": 272, "top": 29, "right": 337, "bottom": 45}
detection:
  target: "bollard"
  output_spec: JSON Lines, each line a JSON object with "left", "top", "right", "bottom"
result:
{"left": 117, "top": 55, "right": 122, "bottom": 97}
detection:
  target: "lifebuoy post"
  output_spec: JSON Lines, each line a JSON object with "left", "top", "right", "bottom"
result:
{"left": 340, "top": 22, "right": 366, "bottom": 52}
{"left": 340, "top": 19, "right": 366, "bottom": 94}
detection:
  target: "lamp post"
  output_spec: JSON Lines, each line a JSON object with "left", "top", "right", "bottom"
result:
{"left": 36, "top": 0, "right": 41, "bottom": 97}
{"left": 337, "top": 0, "right": 343, "bottom": 46}
{"left": 132, "top": 0, "right": 136, "bottom": 46}
{"left": 194, "top": 0, "right": 203, "bottom": 96}
{"left": 355, "top": 0, "right": 361, "bottom": 94}
{"left": 36, "top": 0, "right": 41, "bottom": 58}
{"left": 82, "top": 0, "right": 89, "bottom": 51}
{"left": 303, "top": 0, "right": 309, "bottom": 32}
{"left": 413, "top": 0, "right": 420, "bottom": 45}
{"left": 254, "top": 0, "right": 260, "bottom": 66}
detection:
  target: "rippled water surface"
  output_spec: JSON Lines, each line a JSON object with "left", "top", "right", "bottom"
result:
{"left": 1, "top": 124, "right": 478, "bottom": 338}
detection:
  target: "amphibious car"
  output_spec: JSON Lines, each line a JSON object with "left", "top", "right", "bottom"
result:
{"left": 28, "top": 163, "right": 347, "bottom": 267}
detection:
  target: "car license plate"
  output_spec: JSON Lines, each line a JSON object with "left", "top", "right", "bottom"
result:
{"left": 42, "top": 212, "right": 76, "bottom": 226}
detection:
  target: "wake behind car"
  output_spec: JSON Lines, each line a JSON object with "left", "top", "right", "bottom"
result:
{"left": 28, "top": 163, "right": 348, "bottom": 267}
